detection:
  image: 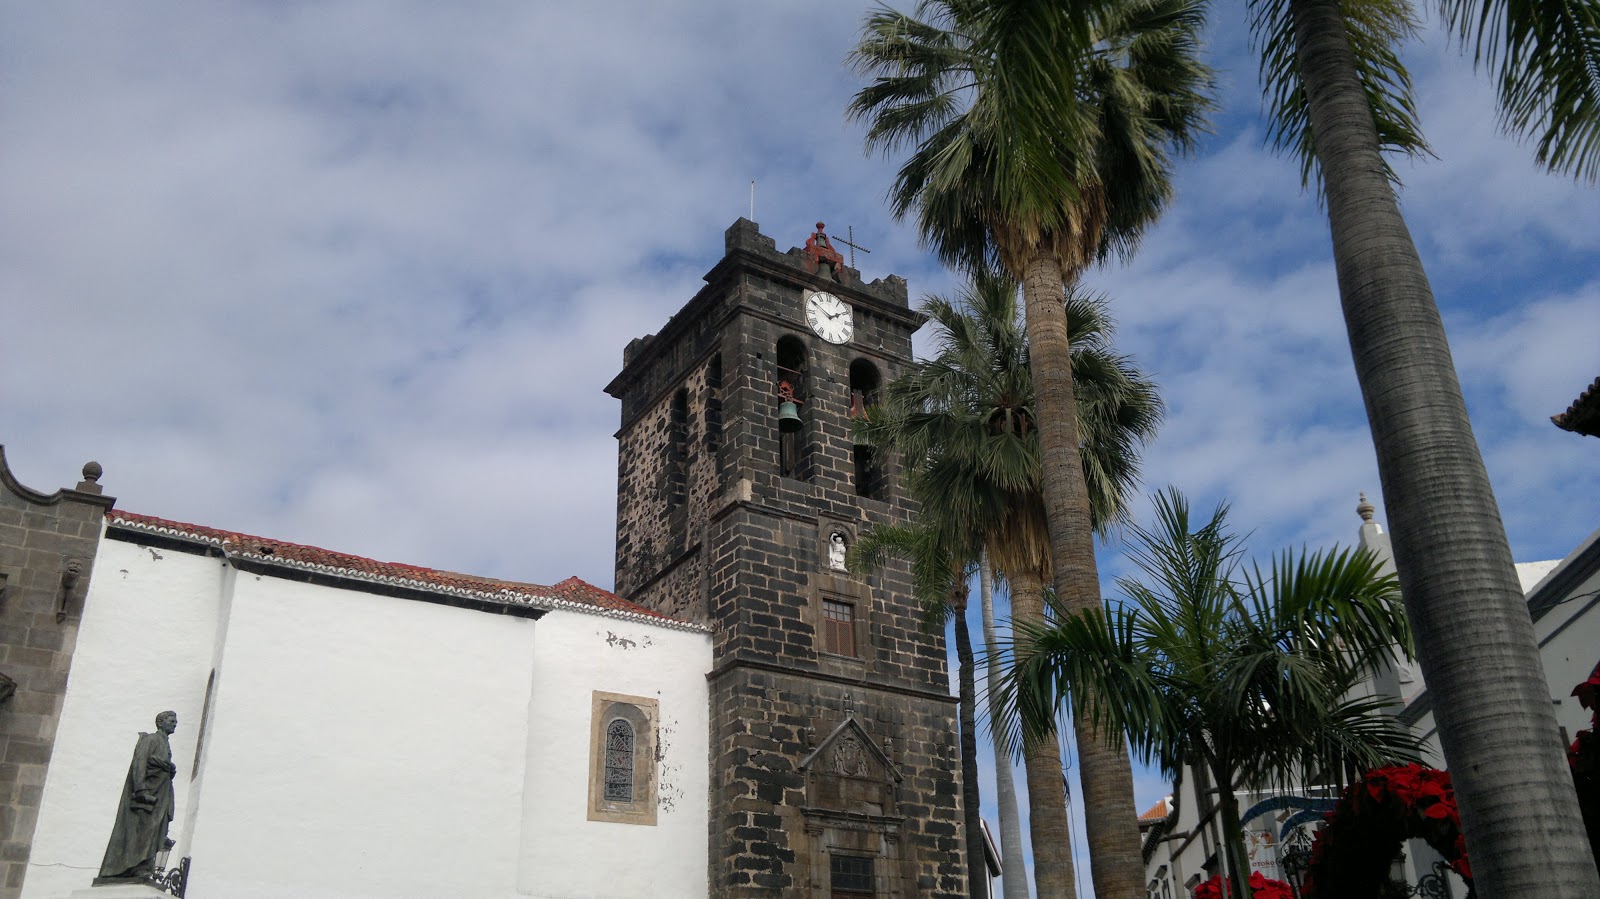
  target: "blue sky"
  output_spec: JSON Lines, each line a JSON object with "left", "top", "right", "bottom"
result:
{"left": 2, "top": 3, "right": 1596, "bottom": 896}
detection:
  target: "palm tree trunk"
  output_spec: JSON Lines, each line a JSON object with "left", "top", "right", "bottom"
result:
{"left": 982, "top": 552, "right": 1030, "bottom": 899}
{"left": 1287, "top": 0, "right": 1600, "bottom": 893}
{"left": 1210, "top": 760, "right": 1252, "bottom": 899}
{"left": 1009, "top": 567, "right": 1077, "bottom": 899}
{"left": 1020, "top": 246, "right": 1146, "bottom": 899}
{"left": 953, "top": 586, "right": 990, "bottom": 899}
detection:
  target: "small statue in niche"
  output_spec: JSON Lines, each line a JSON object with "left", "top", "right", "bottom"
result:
{"left": 828, "top": 531, "right": 848, "bottom": 571}
{"left": 96, "top": 711, "right": 178, "bottom": 884}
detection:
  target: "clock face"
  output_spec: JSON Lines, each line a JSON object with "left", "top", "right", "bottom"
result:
{"left": 805, "top": 292, "right": 853, "bottom": 345}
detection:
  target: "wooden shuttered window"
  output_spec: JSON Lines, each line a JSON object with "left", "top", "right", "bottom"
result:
{"left": 822, "top": 599, "right": 856, "bottom": 656}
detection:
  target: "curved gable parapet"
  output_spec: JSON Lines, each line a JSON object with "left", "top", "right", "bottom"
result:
{"left": 0, "top": 445, "right": 115, "bottom": 509}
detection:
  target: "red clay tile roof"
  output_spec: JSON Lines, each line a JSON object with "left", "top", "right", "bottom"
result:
{"left": 1138, "top": 798, "right": 1171, "bottom": 823}
{"left": 1553, "top": 376, "right": 1600, "bottom": 437}
{"left": 107, "top": 510, "right": 693, "bottom": 627}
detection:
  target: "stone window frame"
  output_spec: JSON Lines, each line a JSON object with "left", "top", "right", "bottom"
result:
{"left": 587, "top": 691, "right": 658, "bottom": 826}
{"left": 815, "top": 587, "right": 871, "bottom": 663}
{"left": 805, "top": 820, "right": 904, "bottom": 898}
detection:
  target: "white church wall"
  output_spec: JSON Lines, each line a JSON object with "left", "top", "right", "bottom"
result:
{"left": 23, "top": 526, "right": 712, "bottom": 899}
{"left": 517, "top": 610, "right": 711, "bottom": 899}
{"left": 23, "top": 539, "right": 223, "bottom": 899}
{"left": 183, "top": 573, "right": 538, "bottom": 899}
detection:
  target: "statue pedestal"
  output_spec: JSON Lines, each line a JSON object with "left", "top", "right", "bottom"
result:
{"left": 65, "top": 884, "right": 168, "bottom": 898}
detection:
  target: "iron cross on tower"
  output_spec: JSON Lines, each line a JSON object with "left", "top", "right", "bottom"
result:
{"left": 829, "top": 225, "right": 872, "bottom": 268}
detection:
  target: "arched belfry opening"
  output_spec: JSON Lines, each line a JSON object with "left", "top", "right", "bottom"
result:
{"left": 849, "top": 359, "right": 886, "bottom": 499}
{"left": 776, "top": 336, "right": 809, "bottom": 481}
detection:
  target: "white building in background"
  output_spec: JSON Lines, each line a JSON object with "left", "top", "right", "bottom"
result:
{"left": 1140, "top": 498, "right": 1600, "bottom": 899}
{"left": 20, "top": 509, "right": 712, "bottom": 899}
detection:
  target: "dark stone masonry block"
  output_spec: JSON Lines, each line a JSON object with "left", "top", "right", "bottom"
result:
{"left": 0, "top": 451, "right": 113, "bottom": 899}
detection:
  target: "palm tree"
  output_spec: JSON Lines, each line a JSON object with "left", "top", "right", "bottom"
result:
{"left": 925, "top": 0, "right": 1600, "bottom": 888}
{"left": 850, "top": 3, "right": 1207, "bottom": 895}
{"left": 854, "top": 273, "right": 1162, "bottom": 898}
{"left": 1248, "top": 0, "right": 1600, "bottom": 889}
{"left": 1007, "top": 489, "right": 1425, "bottom": 898}
{"left": 979, "top": 550, "right": 1030, "bottom": 899}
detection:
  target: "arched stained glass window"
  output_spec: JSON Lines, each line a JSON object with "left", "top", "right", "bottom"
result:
{"left": 587, "top": 693, "right": 657, "bottom": 825}
{"left": 604, "top": 718, "right": 635, "bottom": 802}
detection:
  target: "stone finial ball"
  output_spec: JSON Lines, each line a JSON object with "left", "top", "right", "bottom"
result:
{"left": 82, "top": 461, "right": 103, "bottom": 483}
{"left": 1356, "top": 492, "right": 1375, "bottom": 522}
{"left": 816, "top": 221, "right": 826, "bottom": 230}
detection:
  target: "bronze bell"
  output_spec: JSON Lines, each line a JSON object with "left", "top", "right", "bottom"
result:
{"left": 848, "top": 391, "right": 872, "bottom": 446}
{"left": 777, "top": 400, "right": 803, "bottom": 432}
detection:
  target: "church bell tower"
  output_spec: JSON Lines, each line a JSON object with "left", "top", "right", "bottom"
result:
{"left": 604, "top": 219, "right": 967, "bottom": 897}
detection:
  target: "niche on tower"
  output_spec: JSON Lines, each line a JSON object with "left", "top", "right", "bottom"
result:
{"left": 775, "top": 335, "right": 811, "bottom": 481}
{"left": 848, "top": 359, "right": 887, "bottom": 499}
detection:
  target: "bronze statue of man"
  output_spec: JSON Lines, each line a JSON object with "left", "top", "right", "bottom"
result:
{"left": 96, "top": 711, "right": 178, "bottom": 883}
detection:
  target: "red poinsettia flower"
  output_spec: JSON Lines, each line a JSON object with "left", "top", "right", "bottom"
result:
{"left": 1572, "top": 666, "right": 1600, "bottom": 712}
{"left": 1298, "top": 765, "right": 1474, "bottom": 897}
{"left": 1449, "top": 835, "right": 1473, "bottom": 879}
{"left": 1422, "top": 801, "right": 1453, "bottom": 819}
{"left": 1190, "top": 873, "right": 1296, "bottom": 899}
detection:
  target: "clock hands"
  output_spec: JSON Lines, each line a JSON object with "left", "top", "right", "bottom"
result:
{"left": 807, "top": 295, "right": 851, "bottom": 342}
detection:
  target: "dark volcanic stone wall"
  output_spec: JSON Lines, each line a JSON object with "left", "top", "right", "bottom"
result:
{"left": 0, "top": 451, "right": 113, "bottom": 899}
{"left": 613, "top": 353, "right": 723, "bottom": 623}
{"left": 709, "top": 673, "right": 964, "bottom": 896}
{"left": 607, "top": 220, "right": 965, "bottom": 898}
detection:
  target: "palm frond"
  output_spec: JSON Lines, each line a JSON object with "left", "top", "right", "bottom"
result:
{"left": 1252, "top": 0, "right": 1432, "bottom": 190}
{"left": 1000, "top": 488, "right": 1417, "bottom": 794}
{"left": 1440, "top": 0, "right": 1600, "bottom": 180}
{"left": 850, "top": 0, "right": 1214, "bottom": 277}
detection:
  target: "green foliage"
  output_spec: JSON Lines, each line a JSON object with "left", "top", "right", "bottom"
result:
{"left": 854, "top": 273, "right": 1163, "bottom": 580}
{"left": 849, "top": 0, "right": 1213, "bottom": 275}
{"left": 1442, "top": 0, "right": 1600, "bottom": 180}
{"left": 1252, "top": 0, "right": 1600, "bottom": 184}
{"left": 848, "top": 521, "right": 973, "bottom": 631}
{"left": 1252, "top": 0, "right": 1433, "bottom": 189}
{"left": 998, "top": 487, "right": 1422, "bottom": 894}
{"left": 1004, "top": 488, "right": 1423, "bottom": 787}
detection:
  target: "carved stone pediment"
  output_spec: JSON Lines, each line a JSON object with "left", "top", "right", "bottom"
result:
{"left": 799, "top": 717, "right": 900, "bottom": 816}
